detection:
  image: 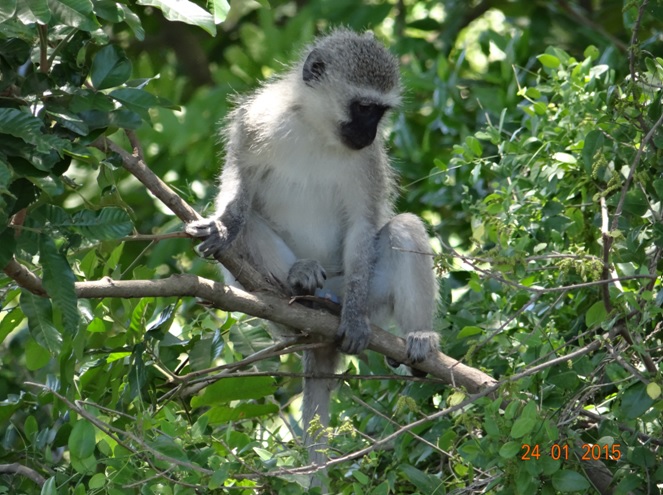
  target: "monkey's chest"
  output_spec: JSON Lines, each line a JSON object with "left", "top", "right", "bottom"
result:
{"left": 255, "top": 177, "right": 345, "bottom": 271}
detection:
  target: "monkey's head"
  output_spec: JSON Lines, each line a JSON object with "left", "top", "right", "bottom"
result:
{"left": 299, "top": 29, "right": 401, "bottom": 151}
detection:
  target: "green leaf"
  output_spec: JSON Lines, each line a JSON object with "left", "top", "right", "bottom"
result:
{"left": 189, "top": 332, "right": 224, "bottom": 370}
{"left": 457, "top": 325, "right": 483, "bottom": 339}
{"left": 0, "top": 108, "right": 43, "bottom": 141}
{"left": 24, "top": 415, "right": 38, "bottom": 443}
{"left": 584, "top": 45, "right": 599, "bottom": 60}
{"left": 108, "top": 108, "right": 142, "bottom": 129}
{"left": 25, "top": 338, "right": 51, "bottom": 371}
{"left": 204, "top": 403, "right": 279, "bottom": 423}
{"left": 109, "top": 87, "right": 162, "bottom": 121}
{"left": 46, "top": 0, "right": 99, "bottom": 31}
{"left": 72, "top": 207, "right": 133, "bottom": 240}
{"left": 45, "top": 108, "right": 89, "bottom": 136}
{"left": 499, "top": 441, "right": 521, "bottom": 458}
{"left": 582, "top": 129, "right": 604, "bottom": 172}
{"left": 551, "top": 470, "right": 590, "bottom": 491}
{"left": 40, "top": 236, "right": 79, "bottom": 335}
{"left": 71, "top": 454, "right": 96, "bottom": 474}
{"left": 466, "top": 136, "right": 482, "bottom": 157}
{"left": 510, "top": 402, "right": 540, "bottom": 438}
{"left": 20, "top": 291, "right": 62, "bottom": 354}
{"left": 148, "top": 435, "right": 188, "bottom": 461}
{"left": 208, "top": 465, "right": 230, "bottom": 489}
{"left": 0, "top": 108, "right": 68, "bottom": 154}
{"left": 537, "top": 54, "right": 561, "bottom": 69}
{"left": 353, "top": 470, "right": 370, "bottom": 485}
{"left": 510, "top": 417, "right": 536, "bottom": 438}
{"left": 0, "top": 0, "right": 17, "bottom": 22}
{"left": 41, "top": 477, "right": 57, "bottom": 495}
{"left": 0, "top": 227, "right": 17, "bottom": 271}
{"left": 137, "top": 0, "right": 216, "bottom": 36}
{"left": 552, "top": 152, "right": 576, "bottom": 165}
{"left": 90, "top": 45, "right": 132, "bottom": 90}
{"left": 93, "top": 0, "right": 124, "bottom": 22}
{"left": 211, "top": 0, "right": 229, "bottom": 23}
{"left": 16, "top": 0, "right": 51, "bottom": 23}
{"left": 653, "top": 179, "right": 663, "bottom": 201}
{"left": 646, "top": 382, "right": 661, "bottom": 400}
{"left": 118, "top": 4, "right": 145, "bottom": 40}
{"left": 585, "top": 301, "right": 607, "bottom": 328}
{"left": 68, "top": 419, "right": 97, "bottom": 459}
{"left": 525, "top": 87, "right": 541, "bottom": 99}
{"left": 88, "top": 473, "right": 106, "bottom": 489}
{"left": 621, "top": 382, "right": 655, "bottom": 419}
{"left": 191, "top": 376, "right": 277, "bottom": 408}
{"left": 0, "top": 307, "right": 22, "bottom": 345}
{"left": 399, "top": 465, "right": 442, "bottom": 493}
{"left": 622, "top": 189, "right": 649, "bottom": 216}
{"left": 0, "top": 394, "right": 23, "bottom": 425}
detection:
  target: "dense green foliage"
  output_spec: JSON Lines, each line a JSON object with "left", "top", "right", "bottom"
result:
{"left": 1, "top": 0, "right": 662, "bottom": 493}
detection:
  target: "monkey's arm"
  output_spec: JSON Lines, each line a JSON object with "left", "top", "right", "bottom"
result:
{"left": 185, "top": 154, "right": 250, "bottom": 258}
{"left": 335, "top": 217, "right": 377, "bottom": 354}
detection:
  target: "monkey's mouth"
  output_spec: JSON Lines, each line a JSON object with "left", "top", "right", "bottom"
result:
{"left": 339, "top": 101, "right": 388, "bottom": 150}
{"left": 340, "top": 132, "right": 375, "bottom": 150}
{"left": 339, "top": 122, "right": 378, "bottom": 150}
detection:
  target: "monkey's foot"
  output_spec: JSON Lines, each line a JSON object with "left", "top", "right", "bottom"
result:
{"left": 336, "top": 315, "right": 371, "bottom": 355}
{"left": 406, "top": 331, "right": 439, "bottom": 364}
{"left": 287, "top": 259, "right": 327, "bottom": 295}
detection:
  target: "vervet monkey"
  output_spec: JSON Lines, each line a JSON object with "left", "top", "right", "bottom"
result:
{"left": 186, "top": 29, "right": 439, "bottom": 467}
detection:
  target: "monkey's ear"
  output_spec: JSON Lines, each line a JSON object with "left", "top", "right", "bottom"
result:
{"left": 303, "top": 49, "right": 326, "bottom": 83}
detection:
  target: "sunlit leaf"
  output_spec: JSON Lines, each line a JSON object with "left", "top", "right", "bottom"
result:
{"left": 0, "top": 0, "right": 17, "bottom": 22}
{"left": 137, "top": 0, "right": 215, "bottom": 35}
{"left": 537, "top": 53, "right": 561, "bottom": 69}
{"left": 16, "top": 0, "right": 50, "bottom": 23}
{"left": 47, "top": 0, "right": 99, "bottom": 31}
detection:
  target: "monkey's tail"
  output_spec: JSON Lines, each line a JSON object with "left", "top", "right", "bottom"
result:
{"left": 302, "top": 344, "right": 340, "bottom": 467}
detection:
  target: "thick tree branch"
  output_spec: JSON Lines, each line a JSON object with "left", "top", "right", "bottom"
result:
{"left": 91, "top": 136, "right": 272, "bottom": 293}
{"left": 75, "top": 276, "right": 496, "bottom": 393}
{"left": 84, "top": 137, "right": 497, "bottom": 391}
{"left": 0, "top": 463, "right": 46, "bottom": 486}
{"left": 2, "top": 258, "right": 47, "bottom": 296}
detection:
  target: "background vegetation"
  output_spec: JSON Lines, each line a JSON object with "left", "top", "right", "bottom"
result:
{"left": 1, "top": 0, "right": 662, "bottom": 493}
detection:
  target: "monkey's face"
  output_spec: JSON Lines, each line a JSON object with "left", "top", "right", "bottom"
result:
{"left": 339, "top": 100, "right": 389, "bottom": 150}
{"left": 300, "top": 32, "right": 401, "bottom": 152}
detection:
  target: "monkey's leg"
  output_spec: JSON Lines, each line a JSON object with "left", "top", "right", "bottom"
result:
{"left": 369, "top": 213, "right": 439, "bottom": 365}
{"left": 228, "top": 214, "right": 297, "bottom": 287}
{"left": 302, "top": 345, "right": 340, "bottom": 467}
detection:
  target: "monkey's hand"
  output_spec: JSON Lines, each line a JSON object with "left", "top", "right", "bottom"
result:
{"left": 287, "top": 259, "right": 327, "bottom": 295}
{"left": 336, "top": 311, "right": 371, "bottom": 355}
{"left": 185, "top": 218, "right": 231, "bottom": 258}
{"left": 405, "top": 331, "right": 439, "bottom": 364}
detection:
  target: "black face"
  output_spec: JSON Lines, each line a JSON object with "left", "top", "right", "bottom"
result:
{"left": 340, "top": 100, "right": 389, "bottom": 150}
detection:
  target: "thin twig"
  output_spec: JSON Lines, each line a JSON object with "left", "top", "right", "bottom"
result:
{"left": 25, "top": 382, "right": 215, "bottom": 477}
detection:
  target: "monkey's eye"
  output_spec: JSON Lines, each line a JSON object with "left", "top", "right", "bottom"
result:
{"left": 355, "top": 103, "right": 373, "bottom": 114}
